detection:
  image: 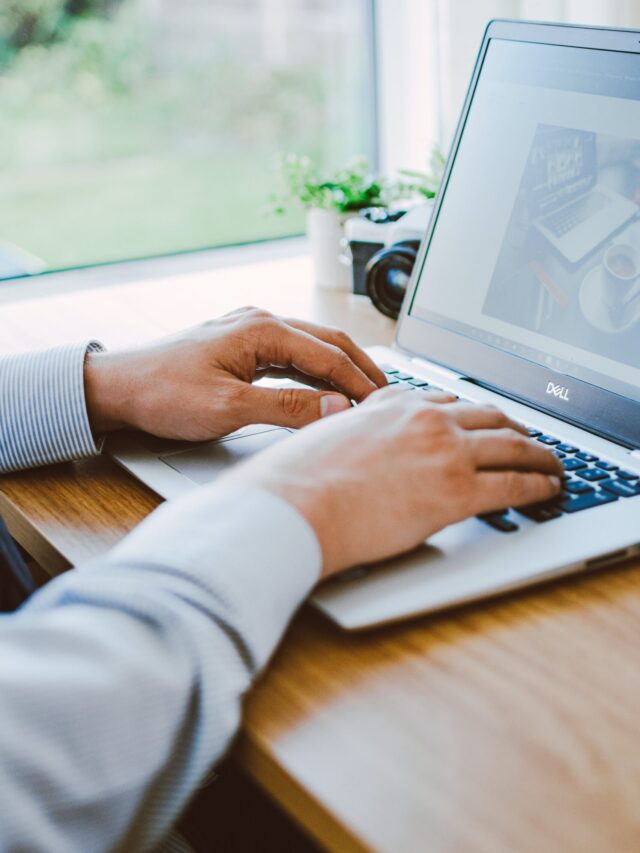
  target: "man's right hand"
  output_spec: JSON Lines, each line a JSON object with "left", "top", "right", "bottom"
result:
{"left": 226, "top": 387, "right": 563, "bottom": 578}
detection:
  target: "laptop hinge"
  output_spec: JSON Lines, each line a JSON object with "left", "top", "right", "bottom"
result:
{"left": 410, "top": 356, "right": 465, "bottom": 382}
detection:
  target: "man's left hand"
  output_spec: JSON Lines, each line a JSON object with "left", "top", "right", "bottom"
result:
{"left": 84, "top": 307, "right": 387, "bottom": 440}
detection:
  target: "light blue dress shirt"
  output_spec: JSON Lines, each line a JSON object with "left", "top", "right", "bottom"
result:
{"left": 0, "top": 343, "right": 321, "bottom": 852}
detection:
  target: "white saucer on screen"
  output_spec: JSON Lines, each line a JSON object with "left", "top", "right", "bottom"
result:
{"left": 579, "top": 264, "right": 640, "bottom": 333}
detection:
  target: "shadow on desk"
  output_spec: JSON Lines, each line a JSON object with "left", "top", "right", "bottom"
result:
{"left": 179, "top": 760, "right": 321, "bottom": 853}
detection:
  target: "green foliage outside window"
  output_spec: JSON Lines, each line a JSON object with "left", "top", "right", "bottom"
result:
{"left": 0, "top": 2, "right": 375, "bottom": 277}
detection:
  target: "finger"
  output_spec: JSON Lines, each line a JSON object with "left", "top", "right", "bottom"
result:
{"left": 472, "top": 470, "right": 562, "bottom": 515}
{"left": 239, "top": 384, "right": 351, "bottom": 428}
{"left": 284, "top": 318, "right": 387, "bottom": 388}
{"left": 256, "top": 322, "right": 378, "bottom": 402}
{"left": 361, "top": 384, "right": 413, "bottom": 405}
{"left": 468, "top": 429, "right": 563, "bottom": 475}
{"left": 446, "top": 403, "right": 528, "bottom": 435}
{"left": 418, "top": 389, "right": 459, "bottom": 403}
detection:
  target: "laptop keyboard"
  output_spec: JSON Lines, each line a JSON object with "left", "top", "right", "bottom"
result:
{"left": 379, "top": 365, "right": 640, "bottom": 533}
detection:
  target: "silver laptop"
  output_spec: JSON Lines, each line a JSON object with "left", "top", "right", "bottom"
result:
{"left": 110, "top": 20, "right": 640, "bottom": 630}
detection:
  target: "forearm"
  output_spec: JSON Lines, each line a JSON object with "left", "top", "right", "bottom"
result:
{"left": 0, "top": 343, "right": 104, "bottom": 473}
{"left": 0, "top": 484, "right": 320, "bottom": 852}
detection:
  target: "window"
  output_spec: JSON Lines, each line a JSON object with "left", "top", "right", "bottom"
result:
{"left": 375, "top": 0, "right": 640, "bottom": 178}
{"left": 0, "top": 0, "right": 376, "bottom": 279}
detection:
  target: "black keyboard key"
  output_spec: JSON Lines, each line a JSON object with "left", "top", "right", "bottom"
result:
{"left": 564, "top": 479, "right": 594, "bottom": 494}
{"left": 386, "top": 378, "right": 400, "bottom": 385}
{"left": 516, "top": 503, "right": 563, "bottom": 522}
{"left": 576, "top": 467, "right": 610, "bottom": 482}
{"left": 557, "top": 490, "right": 618, "bottom": 513}
{"left": 617, "top": 470, "right": 639, "bottom": 481}
{"left": 537, "top": 435, "right": 560, "bottom": 446}
{"left": 553, "top": 450, "right": 566, "bottom": 459}
{"left": 576, "top": 451, "right": 598, "bottom": 462}
{"left": 600, "top": 479, "right": 640, "bottom": 498}
{"left": 380, "top": 364, "right": 399, "bottom": 374}
{"left": 527, "top": 428, "right": 542, "bottom": 437}
{"left": 563, "top": 457, "right": 587, "bottom": 472}
{"left": 595, "top": 460, "right": 618, "bottom": 472}
{"left": 408, "top": 379, "right": 429, "bottom": 387}
{"left": 395, "top": 372, "right": 413, "bottom": 381}
{"left": 557, "top": 443, "right": 578, "bottom": 453}
{"left": 480, "top": 513, "right": 519, "bottom": 533}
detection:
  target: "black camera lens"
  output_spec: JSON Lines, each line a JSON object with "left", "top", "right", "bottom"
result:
{"left": 364, "top": 240, "right": 420, "bottom": 319}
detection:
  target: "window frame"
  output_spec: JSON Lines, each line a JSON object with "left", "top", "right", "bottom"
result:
{"left": 373, "top": 0, "right": 444, "bottom": 177}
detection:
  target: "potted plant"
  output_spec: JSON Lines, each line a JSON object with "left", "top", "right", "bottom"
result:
{"left": 271, "top": 155, "right": 391, "bottom": 290}
{"left": 395, "top": 147, "right": 447, "bottom": 201}
{"left": 271, "top": 149, "right": 446, "bottom": 291}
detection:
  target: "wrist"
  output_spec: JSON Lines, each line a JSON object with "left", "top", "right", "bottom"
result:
{"left": 84, "top": 351, "right": 133, "bottom": 434}
{"left": 282, "top": 490, "right": 343, "bottom": 578}
{"left": 227, "top": 471, "right": 341, "bottom": 578}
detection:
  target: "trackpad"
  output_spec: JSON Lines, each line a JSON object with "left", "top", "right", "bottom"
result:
{"left": 159, "top": 426, "right": 292, "bottom": 485}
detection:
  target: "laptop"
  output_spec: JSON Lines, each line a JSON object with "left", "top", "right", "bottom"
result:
{"left": 529, "top": 126, "right": 638, "bottom": 265}
{"left": 109, "top": 19, "right": 640, "bottom": 630}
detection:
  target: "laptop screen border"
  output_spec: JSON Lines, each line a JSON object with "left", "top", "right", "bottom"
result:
{"left": 396, "top": 19, "right": 640, "bottom": 449}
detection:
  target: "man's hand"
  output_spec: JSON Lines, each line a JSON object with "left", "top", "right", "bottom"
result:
{"left": 226, "top": 388, "right": 564, "bottom": 577}
{"left": 84, "top": 307, "right": 386, "bottom": 440}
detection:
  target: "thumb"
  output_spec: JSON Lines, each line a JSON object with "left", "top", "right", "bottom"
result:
{"left": 243, "top": 385, "right": 351, "bottom": 428}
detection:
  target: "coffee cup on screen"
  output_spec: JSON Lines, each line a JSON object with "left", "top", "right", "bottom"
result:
{"left": 602, "top": 243, "right": 640, "bottom": 313}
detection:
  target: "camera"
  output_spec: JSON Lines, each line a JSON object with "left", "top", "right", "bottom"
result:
{"left": 343, "top": 203, "right": 433, "bottom": 318}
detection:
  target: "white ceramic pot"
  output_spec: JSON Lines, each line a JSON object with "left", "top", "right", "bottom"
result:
{"left": 306, "top": 207, "right": 353, "bottom": 291}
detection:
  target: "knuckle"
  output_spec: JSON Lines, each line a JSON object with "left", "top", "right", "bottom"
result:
{"left": 277, "top": 387, "right": 308, "bottom": 419}
{"left": 413, "top": 404, "right": 451, "bottom": 430}
{"left": 503, "top": 429, "right": 528, "bottom": 455}
{"left": 328, "top": 346, "right": 352, "bottom": 374}
{"left": 370, "top": 385, "right": 405, "bottom": 408}
{"left": 481, "top": 403, "right": 504, "bottom": 421}
{"left": 333, "top": 329, "right": 353, "bottom": 348}
{"left": 456, "top": 475, "right": 478, "bottom": 513}
{"left": 504, "top": 471, "right": 528, "bottom": 503}
{"left": 244, "top": 307, "right": 273, "bottom": 324}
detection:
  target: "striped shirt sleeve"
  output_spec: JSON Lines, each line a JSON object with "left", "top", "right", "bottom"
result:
{"left": 0, "top": 342, "right": 105, "bottom": 474}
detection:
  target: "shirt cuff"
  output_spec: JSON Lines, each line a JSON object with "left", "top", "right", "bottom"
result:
{"left": 105, "top": 484, "right": 323, "bottom": 671}
{"left": 0, "top": 341, "right": 105, "bottom": 473}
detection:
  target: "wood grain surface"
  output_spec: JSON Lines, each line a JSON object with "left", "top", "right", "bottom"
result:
{"left": 1, "top": 248, "right": 639, "bottom": 853}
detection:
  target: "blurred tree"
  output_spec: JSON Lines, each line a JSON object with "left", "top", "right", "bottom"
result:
{"left": 0, "top": 1, "right": 64, "bottom": 50}
{"left": 64, "top": 1, "right": 124, "bottom": 17}
{"left": 0, "top": 0, "right": 124, "bottom": 54}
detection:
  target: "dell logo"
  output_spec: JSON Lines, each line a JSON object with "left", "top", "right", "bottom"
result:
{"left": 546, "top": 381, "right": 570, "bottom": 401}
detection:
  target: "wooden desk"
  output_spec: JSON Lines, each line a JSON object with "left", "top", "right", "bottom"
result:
{"left": 1, "top": 249, "right": 639, "bottom": 853}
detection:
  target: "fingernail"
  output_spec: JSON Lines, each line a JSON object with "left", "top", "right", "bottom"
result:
{"left": 320, "top": 394, "right": 350, "bottom": 418}
{"left": 548, "top": 475, "right": 561, "bottom": 489}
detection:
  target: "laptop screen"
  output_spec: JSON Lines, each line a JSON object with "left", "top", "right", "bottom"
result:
{"left": 409, "top": 38, "right": 640, "bottom": 404}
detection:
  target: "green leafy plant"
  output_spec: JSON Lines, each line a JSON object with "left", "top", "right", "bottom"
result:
{"left": 271, "top": 154, "right": 390, "bottom": 216}
{"left": 271, "top": 147, "right": 446, "bottom": 216}
{"left": 396, "top": 147, "right": 447, "bottom": 200}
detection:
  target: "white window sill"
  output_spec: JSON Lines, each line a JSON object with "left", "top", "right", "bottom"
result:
{"left": 0, "top": 237, "right": 308, "bottom": 306}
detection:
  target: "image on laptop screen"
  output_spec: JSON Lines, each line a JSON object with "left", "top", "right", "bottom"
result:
{"left": 409, "top": 38, "right": 640, "bottom": 403}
